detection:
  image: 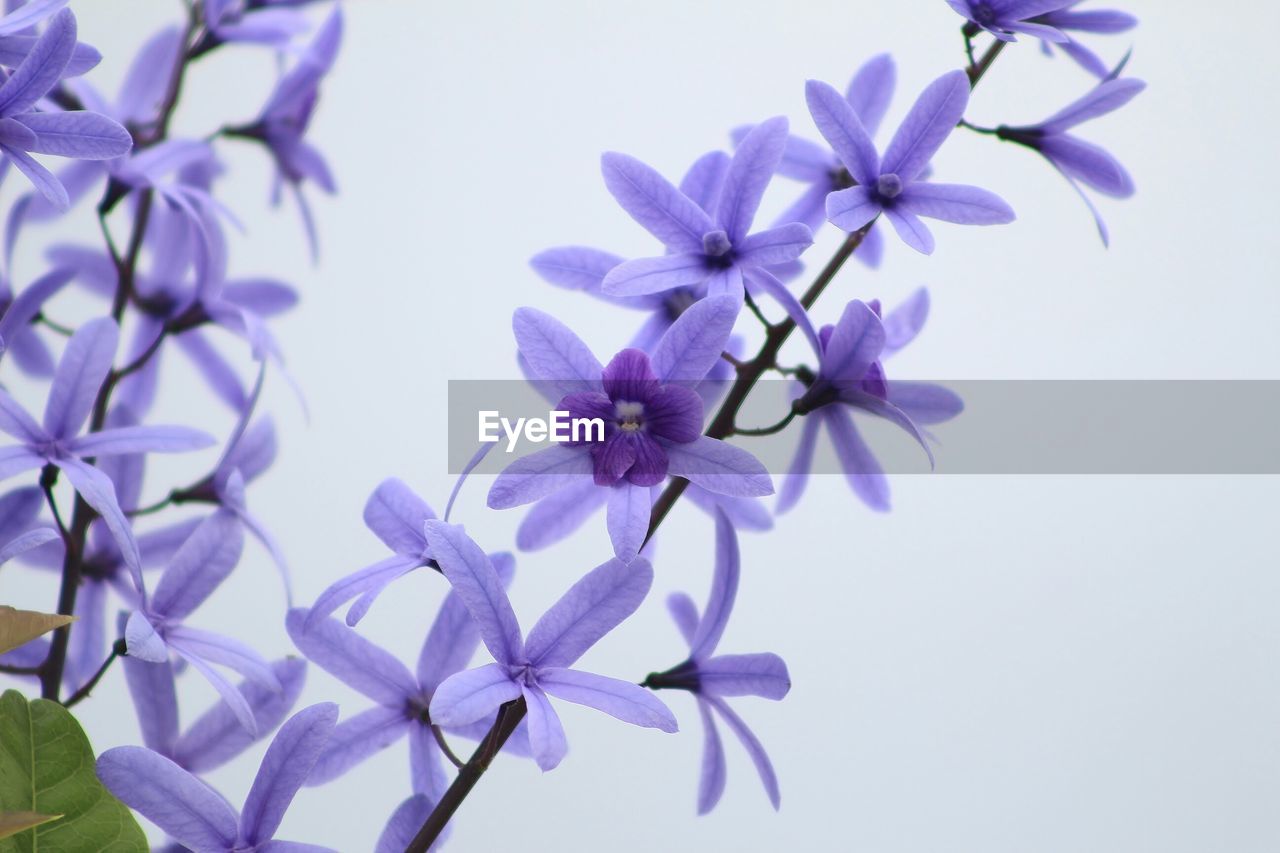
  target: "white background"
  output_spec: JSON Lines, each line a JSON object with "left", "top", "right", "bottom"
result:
{"left": 4, "top": 1, "right": 1279, "bottom": 851}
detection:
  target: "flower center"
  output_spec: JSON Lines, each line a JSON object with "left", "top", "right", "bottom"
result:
{"left": 615, "top": 400, "right": 644, "bottom": 431}
{"left": 876, "top": 173, "right": 903, "bottom": 200}
{"left": 701, "top": 229, "right": 732, "bottom": 257}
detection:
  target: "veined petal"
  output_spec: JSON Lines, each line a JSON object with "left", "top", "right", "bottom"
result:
{"left": 522, "top": 685, "right": 568, "bottom": 772}
{"left": 825, "top": 185, "right": 881, "bottom": 233}
{"left": 735, "top": 222, "right": 813, "bottom": 267}
{"left": 888, "top": 381, "right": 965, "bottom": 426}
{"left": 487, "top": 444, "right": 594, "bottom": 510}
{"left": 285, "top": 609, "right": 416, "bottom": 706}
{"left": 821, "top": 300, "right": 885, "bottom": 384}
{"left": 512, "top": 307, "right": 604, "bottom": 397}
{"left": 121, "top": 654, "right": 179, "bottom": 755}
{"left": 150, "top": 511, "right": 244, "bottom": 621}
{"left": 696, "top": 699, "right": 727, "bottom": 814}
{"left": 804, "top": 79, "right": 879, "bottom": 185}
{"left": 96, "top": 747, "right": 239, "bottom": 851}
{"left": 239, "top": 703, "right": 338, "bottom": 846}
{"left": 666, "top": 592, "right": 700, "bottom": 646}
{"left": 898, "top": 182, "right": 1016, "bottom": 225}
{"left": 717, "top": 115, "right": 788, "bottom": 242}
{"left": 43, "top": 316, "right": 117, "bottom": 440}
{"left": 423, "top": 520, "right": 524, "bottom": 665}
{"left": 601, "top": 252, "right": 708, "bottom": 298}
{"left": 515, "top": 479, "right": 608, "bottom": 552}
{"left": 362, "top": 477, "right": 432, "bottom": 556}
{"left": 665, "top": 436, "right": 772, "bottom": 498}
{"left": 57, "top": 456, "right": 142, "bottom": 590}
{"left": 678, "top": 149, "right": 731, "bottom": 213}
{"left": 0, "top": 8, "right": 75, "bottom": 116}
{"left": 525, "top": 555, "right": 653, "bottom": 668}
{"left": 650, "top": 293, "right": 740, "bottom": 385}
{"left": 605, "top": 481, "right": 650, "bottom": 562}
{"left": 1039, "top": 134, "right": 1134, "bottom": 197}
{"left": 13, "top": 111, "right": 131, "bottom": 159}
{"left": 882, "top": 206, "right": 935, "bottom": 254}
{"left": 881, "top": 70, "right": 969, "bottom": 182}
{"left": 65, "top": 424, "right": 215, "bottom": 457}
{"left": 881, "top": 287, "right": 930, "bottom": 356}
{"left": 304, "top": 705, "right": 409, "bottom": 787}
{"left": 826, "top": 405, "right": 891, "bottom": 511}
{"left": 699, "top": 653, "right": 791, "bottom": 700}
{"left": 537, "top": 668, "right": 678, "bottom": 733}
{"left": 601, "top": 151, "right": 715, "bottom": 253}
{"left": 307, "top": 554, "right": 421, "bottom": 628}
{"left": 429, "top": 664, "right": 521, "bottom": 728}
{"left": 846, "top": 53, "right": 896, "bottom": 137}
{"left": 690, "top": 510, "right": 739, "bottom": 659}
{"left": 530, "top": 246, "right": 625, "bottom": 293}
{"left": 375, "top": 795, "right": 440, "bottom": 853}
{"left": 706, "top": 696, "right": 781, "bottom": 809}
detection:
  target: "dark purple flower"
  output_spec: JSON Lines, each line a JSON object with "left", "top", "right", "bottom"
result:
{"left": 1033, "top": 2, "right": 1137, "bottom": 78}
{"left": 782, "top": 292, "right": 961, "bottom": 512}
{"left": 599, "top": 117, "right": 813, "bottom": 303}
{"left": 807, "top": 70, "right": 1015, "bottom": 254}
{"left": 948, "top": 0, "right": 1074, "bottom": 42}
{"left": 732, "top": 53, "right": 897, "bottom": 268}
{"left": 0, "top": 317, "right": 214, "bottom": 589}
{"left": 425, "top": 521, "right": 677, "bottom": 771}
{"left": 97, "top": 702, "right": 339, "bottom": 853}
{"left": 488, "top": 296, "right": 772, "bottom": 561}
{"left": 993, "top": 77, "right": 1145, "bottom": 245}
{"left": 287, "top": 592, "right": 531, "bottom": 801}
{"left": 0, "top": 10, "right": 132, "bottom": 208}
{"left": 646, "top": 511, "right": 790, "bottom": 813}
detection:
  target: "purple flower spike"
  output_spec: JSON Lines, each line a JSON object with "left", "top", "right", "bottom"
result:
{"left": 948, "top": 0, "right": 1075, "bottom": 42}
{"left": 287, "top": 576, "right": 532, "bottom": 801}
{"left": 490, "top": 296, "right": 772, "bottom": 561}
{"left": 97, "top": 703, "right": 340, "bottom": 853}
{"left": 806, "top": 70, "right": 1015, "bottom": 254}
{"left": 425, "top": 521, "right": 677, "bottom": 772}
{"left": 780, "top": 290, "right": 962, "bottom": 513}
{"left": 0, "top": 9, "right": 131, "bottom": 209}
{"left": 0, "top": 317, "right": 215, "bottom": 590}
{"left": 1033, "top": 2, "right": 1138, "bottom": 78}
{"left": 995, "top": 77, "right": 1145, "bottom": 245}
{"left": 646, "top": 511, "right": 790, "bottom": 813}
{"left": 599, "top": 117, "right": 813, "bottom": 303}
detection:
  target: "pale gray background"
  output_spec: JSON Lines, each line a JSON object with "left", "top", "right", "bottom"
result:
{"left": 4, "top": 1, "right": 1279, "bottom": 851}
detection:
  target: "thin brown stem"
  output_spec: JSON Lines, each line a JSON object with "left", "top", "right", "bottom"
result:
{"left": 61, "top": 640, "right": 124, "bottom": 709}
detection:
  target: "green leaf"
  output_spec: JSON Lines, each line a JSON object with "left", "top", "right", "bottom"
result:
{"left": 0, "top": 607, "right": 75, "bottom": 656}
{"left": 0, "top": 691, "right": 146, "bottom": 852}
{"left": 0, "top": 814, "right": 60, "bottom": 841}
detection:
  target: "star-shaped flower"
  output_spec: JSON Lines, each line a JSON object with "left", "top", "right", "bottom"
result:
{"left": 644, "top": 511, "right": 790, "bottom": 813}
{"left": 98, "top": 702, "right": 339, "bottom": 853}
{"left": 598, "top": 117, "right": 813, "bottom": 303}
{"left": 807, "top": 70, "right": 1015, "bottom": 254}
{"left": 426, "top": 520, "right": 677, "bottom": 771}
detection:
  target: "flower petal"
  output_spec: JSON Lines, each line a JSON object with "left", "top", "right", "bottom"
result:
{"left": 285, "top": 609, "right": 416, "bottom": 706}
{"left": 717, "top": 115, "right": 788, "bottom": 242}
{"left": 96, "top": 746, "right": 239, "bottom": 851}
{"left": 804, "top": 79, "right": 879, "bottom": 185}
{"left": 699, "top": 653, "right": 791, "bottom": 699}
{"left": 240, "top": 703, "right": 338, "bottom": 846}
{"left": 429, "top": 663, "right": 521, "bottom": 728}
{"left": 601, "top": 151, "right": 715, "bottom": 253}
{"left": 511, "top": 307, "right": 604, "bottom": 397}
{"left": 664, "top": 436, "right": 772, "bottom": 497}
{"left": 525, "top": 555, "right": 653, "bottom": 668}
{"left": 423, "top": 521, "right": 524, "bottom": 665}
{"left": 537, "top": 668, "right": 678, "bottom": 733}
{"left": 881, "top": 70, "right": 969, "bottom": 182}
{"left": 43, "top": 316, "right": 117, "bottom": 440}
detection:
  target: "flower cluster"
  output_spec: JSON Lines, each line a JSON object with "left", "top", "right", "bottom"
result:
{"left": 0, "top": 1, "right": 1145, "bottom": 850}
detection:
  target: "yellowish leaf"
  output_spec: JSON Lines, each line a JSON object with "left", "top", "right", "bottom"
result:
{"left": 0, "top": 811, "right": 61, "bottom": 840}
{"left": 0, "top": 606, "right": 74, "bottom": 655}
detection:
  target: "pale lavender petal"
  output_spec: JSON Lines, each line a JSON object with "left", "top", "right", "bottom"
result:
{"left": 0, "top": 485, "right": 42, "bottom": 542}
{"left": 742, "top": 268, "right": 822, "bottom": 359}
{"left": 699, "top": 653, "right": 791, "bottom": 699}
{"left": 487, "top": 444, "right": 593, "bottom": 510}
{"left": 0, "top": 445, "right": 43, "bottom": 480}
{"left": 121, "top": 654, "right": 179, "bottom": 755}
{"left": 43, "top": 315, "right": 117, "bottom": 440}
{"left": 888, "top": 381, "right": 965, "bottom": 426}
{"left": 688, "top": 700, "right": 727, "bottom": 817}
{"left": 0, "top": 8, "right": 74, "bottom": 116}
{"left": 167, "top": 626, "right": 280, "bottom": 692}
{"left": 150, "top": 511, "right": 243, "bottom": 620}
{"left": 408, "top": 722, "right": 449, "bottom": 800}
{"left": 842, "top": 390, "right": 936, "bottom": 468}
{"left": 363, "top": 477, "right": 432, "bottom": 556}
{"left": 601, "top": 152, "right": 715, "bottom": 253}
{"left": 375, "top": 795, "right": 439, "bottom": 853}
{"left": 706, "top": 696, "right": 780, "bottom": 809}
{"left": 429, "top": 663, "right": 521, "bottom": 728}
{"left": 601, "top": 252, "right": 709, "bottom": 298}
{"left": 846, "top": 53, "right": 896, "bottom": 137}
{"left": 58, "top": 456, "right": 142, "bottom": 589}
{"left": 717, "top": 116, "right": 787, "bottom": 242}
{"left": 115, "top": 25, "right": 181, "bottom": 121}
{"left": 898, "top": 182, "right": 1016, "bottom": 225}
{"left": 804, "top": 79, "right": 879, "bottom": 185}
{"left": 537, "top": 668, "right": 677, "bottom": 733}
{"left": 883, "top": 206, "right": 935, "bottom": 254}
{"left": 0, "top": 525, "right": 56, "bottom": 565}
{"left": 771, "top": 133, "right": 837, "bottom": 182}
{"left": 735, "top": 222, "right": 813, "bottom": 267}
{"left": 423, "top": 520, "right": 524, "bottom": 665}
{"left": 307, "top": 554, "right": 420, "bottom": 627}
{"left": 773, "top": 182, "right": 830, "bottom": 233}
{"left": 177, "top": 657, "right": 309, "bottom": 774}
{"left": 822, "top": 299, "right": 885, "bottom": 383}
{"left": 825, "top": 185, "right": 881, "bottom": 233}
{"left": 305, "top": 705, "right": 409, "bottom": 786}
{"left": 417, "top": 562, "right": 508, "bottom": 691}
{"left": 0, "top": 0, "right": 69, "bottom": 37}
{"left": 2, "top": 144, "right": 67, "bottom": 209}
{"left": 775, "top": 413, "right": 820, "bottom": 515}
{"left": 666, "top": 592, "right": 700, "bottom": 646}
{"left": 825, "top": 406, "right": 890, "bottom": 511}
{"left": 881, "top": 70, "right": 969, "bottom": 181}
{"left": 704, "top": 265, "right": 743, "bottom": 300}
{"left": 664, "top": 436, "right": 773, "bottom": 497}
{"left": 678, "top": 149, "right": 730, "bottom": 212}
{"left": 1039, "top": 134, "right": 1133, "bottom": 196}
{"left": 683, "top": 486, "right": 773, "bottom": 532}
{"left": 511, "top": 307, "right": 604, "bottom": 397}
{"left": 13, "top": 111, "right": 131, "bottom": 159}
{"left": 686, "top": 510, "right": 738, "bottom": 659}
{"left": 650, "top": 293, "right": 740, "bottom": 385}
{"left": 1005, "top": 20, "right": 1069, "bottom": 42}
{"left": 62, "top": 578, "right": 105, "bottom": 690}
{"left": 529, "top": 246, "right": 624, "bottom": 293}
{"left": 66, "top": 424, "right": 215, "bottom": 457}
{"left": 285, "top": 609, "right": 416, "bottom": 705}
{"left": 881, "top": 287, "right": 929, "bottom": 356}
{"left": 96, "top": 747, "right": 239, "bottom": 851}
{"left": 521, "top": 684, "right": 568, "bottom": 772}
{"left": 526, "top": 555, "right": 652, "bottom": 668}
{"left": 240, "top": 703, "right": 338, "bottom": 846}
{"left": 1039, "top": 77, "right": 1145, "bottom": 133}
{"left": 124, "top": 611, "right": 168, "bottom": 663}
{"left": 515, "top": 479, "right": 608, "bottom": 552}
{"left": 0, "top": 389, "right": 44, "bottom": 442}
{"left": 174, "top": 330, "right": 248, "bottom": 412}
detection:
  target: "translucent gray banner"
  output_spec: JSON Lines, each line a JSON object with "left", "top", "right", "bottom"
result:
{"left": 446, "top": 380, "right": 1280, "bottom": 475}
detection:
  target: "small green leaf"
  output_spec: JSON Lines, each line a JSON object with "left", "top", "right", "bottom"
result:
{"left": 0, "top": 690, "right": 146, "bottom": 852}
{"left": 0, "top": 607, "right": 75, "bottom": 656}
{"left": 0, "top": 814, "right": 60, "bottom": 841}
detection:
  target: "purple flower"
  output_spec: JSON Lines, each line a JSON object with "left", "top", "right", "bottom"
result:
{"left": 947, "top": 0, "right": 1074, "bottom": 42}
{"left": 425, "top": 521, "right": 677, "bottom": 771}
{"left": 0, "top": 10, "right": 132, "bottom": 209}
{"left": 782, "top": 292, "right": 962, "bottom": 512}
{"left": 733, "top": 54, "right": 898, "bottom": 268}
{"left": 0, "top": 0, "right": 101, "bottom": 78}
{"left": 306, "top": 478, "right": 458, "bottom": 626}
{"left": 807, "top": 70, "right": 1015, "bottom": 254}
{"left": 1033, "top": 2, "right": 1138, "bottom": 78}
{"left": 646, "top": 511, "right": 790, "bottom": 813}
{"left": 227, "top": 7, "right": 342, "bottom": 257}
{"left": 123, "top": 508, "right": 282, "bottom": 734}
{"left": 286, "top": 592, "right": 531, "bottom": 800}
{"left": 122, "top": 653, "right": 307, "bottom": 773}
{"left": 0, "top": 317, "right": 214, "bottom": 588}
{"left": 993, "top": 77, "right": 1144, "bottom": 245}
{"left": 488, "top": 296, "right": 772, "bottom": 561}
{"left": 0, "top": 266, "right": 72, "bottom": 376}
{"left": 97, "top": 702, "right": 339, "bottom": 853}
{"left": 599, "top": 117, "right": 813, "bottom": 303}
{"left": 202, "top": 0, "right": 310, "bottom": 50}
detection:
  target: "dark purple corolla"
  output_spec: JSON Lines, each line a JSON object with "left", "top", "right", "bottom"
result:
{"left": 807, "top": 70, "right": 1015, "bottom": 254}
{"left": 98, "top": 703, "right": 339, "bottom": 853}
{"left": 992, "top": 76, "right": 1144, "bottom": 245}
{"left": 780, "top": 289, "right": 963, "bottom": 512}
{"left": 488, "top": 295, "right": 772, "bottom": 561}
{"left": 599, "top": 117, "right": 813, "bottom": 303}
{"left": 425, "top": 521, "right": 677, "bottom": 771}
{"left": 645, "top": 511, "right": 790, "bottom": 813}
